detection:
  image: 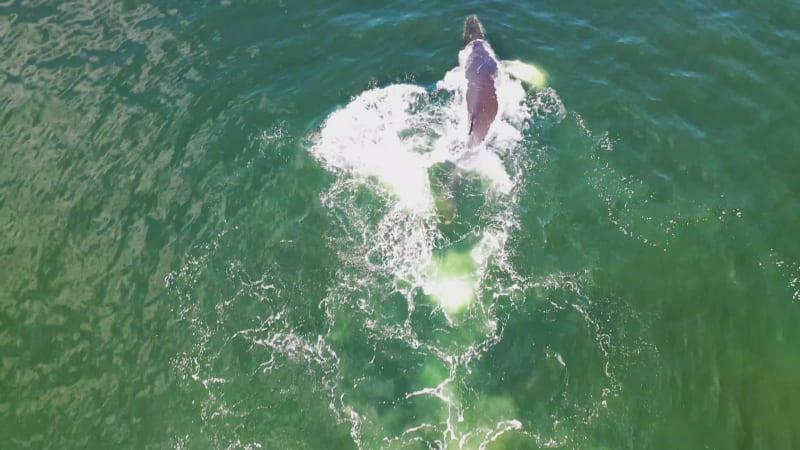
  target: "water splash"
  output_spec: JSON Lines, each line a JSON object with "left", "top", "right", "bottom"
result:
{"left": 168, "top": 47, "right": 652, "bottom": 449}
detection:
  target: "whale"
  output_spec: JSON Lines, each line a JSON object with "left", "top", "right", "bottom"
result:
{"left": 433, "top": 16, "right": 548, "bottom": 223}
{"left": 463, "top": 15, "right": 499, "bottom": 147}
{"left": 461, "top": 15, "right": 548, "bottom": 147}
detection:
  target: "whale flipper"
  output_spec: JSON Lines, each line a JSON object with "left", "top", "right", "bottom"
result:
{"left": 503, "top": 60, "right": 548, "bottom": 89}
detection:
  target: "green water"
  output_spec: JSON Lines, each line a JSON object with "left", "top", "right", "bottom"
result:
{"left": 2, "top": 1, "right": 799, "bottom": 449}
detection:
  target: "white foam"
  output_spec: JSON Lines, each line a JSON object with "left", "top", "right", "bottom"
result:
{"left": 312, "top": 84, "right": 435, "bottom": 213}
{"left": 423, "top": 276, "right": 475, "bottom": 314}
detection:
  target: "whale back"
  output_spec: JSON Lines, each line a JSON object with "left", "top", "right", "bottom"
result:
{"left": 463, "top": 15, "right": 498, "bottom": 147}
{"left": 465, "top": 40, "right": 499, "bottom": 147}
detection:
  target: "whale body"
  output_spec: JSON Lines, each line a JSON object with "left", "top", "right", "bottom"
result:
{"left": 463, "top": 15, "right": 499, "bottom": 147}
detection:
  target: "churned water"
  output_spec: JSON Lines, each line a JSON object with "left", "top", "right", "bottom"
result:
{"left": 2, "top": 1, "right": 799, "bottom": 449}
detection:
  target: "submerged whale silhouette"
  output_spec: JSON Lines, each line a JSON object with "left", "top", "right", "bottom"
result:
{"left": 463, "top": 15, "right": 499, "bottom": 147}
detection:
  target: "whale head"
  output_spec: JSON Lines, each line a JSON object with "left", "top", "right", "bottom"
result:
{"left": 463, "top": 15, "right": 486, "bottom": 46}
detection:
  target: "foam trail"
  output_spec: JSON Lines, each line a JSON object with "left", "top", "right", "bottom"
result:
{"left": 308, "top": 42, "right": 547, "bottom": 448}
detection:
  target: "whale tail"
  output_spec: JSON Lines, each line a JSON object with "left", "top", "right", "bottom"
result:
{"left": 463, "top": 15, "right": 486, "bottom": 46}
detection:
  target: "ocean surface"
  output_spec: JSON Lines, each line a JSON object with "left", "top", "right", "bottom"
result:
{"left": 2, "top": 0, "right": 799, "bottom": 448}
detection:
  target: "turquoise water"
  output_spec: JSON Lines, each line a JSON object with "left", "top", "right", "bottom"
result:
{"left": 2, "top": 0, "right": 799, "bottom": 448}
